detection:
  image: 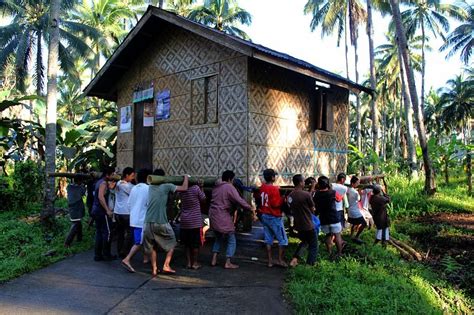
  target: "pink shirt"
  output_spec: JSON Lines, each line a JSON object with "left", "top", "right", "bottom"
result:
{"left": 209, "top": 182, "right": 252, "bottom": 234}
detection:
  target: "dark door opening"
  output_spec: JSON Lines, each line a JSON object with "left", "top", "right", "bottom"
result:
{"left": 133, "top": 102, "right": 153, "bottom": 171}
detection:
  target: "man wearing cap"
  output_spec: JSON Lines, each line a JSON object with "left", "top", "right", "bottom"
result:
{"left": 258, "top": 169, "right": 288, "bottom": 268}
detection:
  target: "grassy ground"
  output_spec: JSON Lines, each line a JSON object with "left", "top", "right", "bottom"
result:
{"left": 0, "top": 200, "right": 94, "bottom": 283}
{"left": 285, "top": 175, "right": 473, "bottom": 314}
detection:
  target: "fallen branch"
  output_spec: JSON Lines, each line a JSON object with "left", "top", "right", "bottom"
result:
{"left": 391, "top": 238, "right": 423, "bottom": 261}
{"left": 388, "top": 239, "right": 413, "bottom": 261}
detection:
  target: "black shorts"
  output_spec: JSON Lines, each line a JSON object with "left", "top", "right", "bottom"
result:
{"left": 180, "top": 228, "right": 201, "bottom": 249}
{"left": 348, "top": 216, "right": 367, "bottom": 227}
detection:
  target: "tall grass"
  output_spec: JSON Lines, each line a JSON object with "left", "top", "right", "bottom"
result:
{"left": 388, "top": 175, "right": 474, "bottom": 217}
{"left": 0, "top": 201, "right": 94, "bottom": 283}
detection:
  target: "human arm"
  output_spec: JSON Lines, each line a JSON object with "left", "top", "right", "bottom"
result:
{"left": 175, "top": 175, "right": 189, "bottom": 192}
{"left": 98, "top": 182, "right": 113, "bottom": 217}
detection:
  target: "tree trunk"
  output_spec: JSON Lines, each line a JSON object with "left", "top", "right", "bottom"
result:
{"left": 467, "top": 153, "right": 472, "bottom": 195}
{"left": 390, "top": 0, "right": 436, "bottom": 194}
{"left": 345, "top": 9, "right": 350, "bottom": 80}
{"left": 354, "top": 39, "right": 362, "bottom": 151}
{"left": 444, "top": 157, "right": 449, "bottom": 185}
{"left": 397, "top": 37, "right": 418, "bottom": 178}
{"left": 43, "top": 0, "right": 61, "bottom": 222}
{"left": 392, "top": 98, "right": 400, "bottom": 159}
{"left": 381, "top": 104, "right": 386, "bottom": 160}
{"left": 36, "top": 32, "right": 43, "bottom": 96}
{"left": 421, "top": 19, "right": 426, "bottom": 119}
{"left": 366, "top": 0, "right": 379, "bottom": 155}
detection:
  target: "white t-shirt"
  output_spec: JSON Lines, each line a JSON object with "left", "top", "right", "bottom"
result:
{"left": 114, "top": 181, "right": 134, "bottom": 215}
{"left": 128, "top": 183, "right": 149, "bottom": 228}
{"left": 347, "top": 187, "right": 362, "bottom": 218}
{"left": 332, "top": 183, "right": 348, "bottom": 211}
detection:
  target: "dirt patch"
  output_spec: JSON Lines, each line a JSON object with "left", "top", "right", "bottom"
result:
{"left": 416, "top": 213, "right": 474, "bottom": 231}
{"left": 397, "top": 213, "right": 474, "bottom": 298}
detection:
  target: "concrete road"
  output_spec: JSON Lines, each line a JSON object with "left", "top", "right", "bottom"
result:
{"left": 0, "top": 229, "right": 291, "bottom": 314}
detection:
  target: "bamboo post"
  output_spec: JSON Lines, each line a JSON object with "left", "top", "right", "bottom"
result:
{"left": 147, "top": 175, "right": 217, "bottom": 187}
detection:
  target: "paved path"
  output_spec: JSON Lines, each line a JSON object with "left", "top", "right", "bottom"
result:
{"left": 0, "top": 225, "right": 291, "bottom": 314}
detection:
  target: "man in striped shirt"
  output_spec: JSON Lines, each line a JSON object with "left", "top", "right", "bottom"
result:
{"left": 179, "top": 181, "right": 207, "bottom": 269}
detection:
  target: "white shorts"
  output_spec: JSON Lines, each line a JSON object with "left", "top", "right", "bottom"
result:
{"left": 321, "top": 223, "right": 342, "bottom": 234}
{"left": 375, "top": 228, "right": 390, "bottom": 240}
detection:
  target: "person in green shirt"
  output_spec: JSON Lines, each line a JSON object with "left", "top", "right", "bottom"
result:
{"left": 143, "top": 169, "right": 189, "bottom": 276}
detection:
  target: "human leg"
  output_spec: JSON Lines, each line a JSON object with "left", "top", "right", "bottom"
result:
{"left": 77, "top": 221, "right": 83, "bottom": 242}
{"left": 211, "top": 231, "right": 223, "bottom": 266}
{"left": 121, "top": 245, "right": 141, "bottom": 273}
{"left": 305, "top": 230, "right": 318, "bottom": 265}
{"left": 94, "top": 216, "right": 105, "bottom": 260}
{"left": 65, "top": 221, "right": 79, "bottom": 246}
{"left": 291, "top": 233, "right": 308, "bottom": 267}
{"left": 150, "top": 248, "right": 158, "bottom": 276}
{"left": 224, "top": 233, "right": 238, "bottom": 269}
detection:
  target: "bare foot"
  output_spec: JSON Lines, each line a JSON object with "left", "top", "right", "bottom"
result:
{"left": 152, "top": 269, "right": 159, "bottom": 277}
{"left": 121, "top": 260, "right": 136, "bottom": 273}
{"left": 211, "top": 254, "right": 217, "bottom": 266}
{"left": 267, "top": 262, "right": 273, "bottom": 268}
{"left": 224, "top": 262, "right": 239, "bottom": 269}
{"left": 162, "top": 266, "right": 176, "bottom": 274}
{"left": 192, "top": 264, "right": 202, "bottom": 270}
{"left": 289, "top": 258, "right": 298, "bottom": 268}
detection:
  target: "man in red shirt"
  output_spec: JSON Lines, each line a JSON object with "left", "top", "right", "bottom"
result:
{"left": 259, "top": 169, "right": 288, "bottom": 268}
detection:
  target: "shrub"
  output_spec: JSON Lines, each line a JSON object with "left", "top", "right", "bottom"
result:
{"left": 12, "top": 160, "right": 44, "bottom": 205}
{"left": 0, "top": 176, "right": 18, "bottom": 211}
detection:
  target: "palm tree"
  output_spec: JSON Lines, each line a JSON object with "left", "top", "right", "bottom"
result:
{"left": 440, "top": 0, "right": 473, "bottom": 65}
{"left": 438, "top": 75, "right": 474, "bottom": 143}
{"left": 402, "top": 0, "right": 463, "bottom": 116}
{"left": 375, "top": 33, "right": 423, "bottom": 177}
{"left": 165, "top": 0, "right": 196, "bottom": 16}
{"left": 43, "top": 0, "right": 61, "bottom": 222}
{"left": 0, "top": 0, "right": 97, "bottom": 95}
{"left": 188, "top": 0, "right": 252, "bottom": 40}
{"left": 69, "top": 0, "right": 134, "bottom": 77}
{"left": 304, "top": 0, "right": 366, "bottom": 150}
{"left": 389, "top": 0, "right": 436, "bottom": 194}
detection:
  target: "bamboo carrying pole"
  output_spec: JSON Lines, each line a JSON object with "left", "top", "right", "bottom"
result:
{"left": 147, "top": 175, "right": 218, "bottom": 187}
{"left": 48, "top": 172, "right": 121, "bottom": 181}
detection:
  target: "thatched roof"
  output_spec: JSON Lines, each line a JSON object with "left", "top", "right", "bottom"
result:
{"left": 84, "top": 6, "right": 372, "bottom": 101}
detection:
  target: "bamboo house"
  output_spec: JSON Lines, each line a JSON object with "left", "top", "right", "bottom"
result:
{"left": 84, "top": 6, "right": 371, "bottom": 186}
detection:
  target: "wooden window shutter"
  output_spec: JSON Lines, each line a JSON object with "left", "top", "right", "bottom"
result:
{"left": 324, "top": 93, "right": 334, "bottom": 132}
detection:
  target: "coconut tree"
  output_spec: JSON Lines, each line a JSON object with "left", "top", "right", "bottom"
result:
{"left": 401, "top": 0, "right": 463, "bottom": 118}
{"left": 165, "top": 0, "right": 196, "bottom": 16}
{"left": 440, "top": 0, "right": 473, "bottom": 65}
{"left": 69, "top": 0, "right": 134, "bottom": 77}
{"left": 437, "top": 75, "right": 474, "bottom": 142}
{"left": 188, "top": 0, "right": 252, "bottom": 40}
{"left": 43, "top": 0, "right": 61, "bottom": 222}
{"left": 389, "top": 0, "right": 436, "bottom": 194}
{"left": 304, "top": 0, "right": 366, "bottom": 150}
{"left": 0, "top": 0, "right": 97, "bottom": 95}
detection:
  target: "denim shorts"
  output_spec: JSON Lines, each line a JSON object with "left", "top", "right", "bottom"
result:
{"left": 261, "top": 213, "right": 288, "bottom": 246}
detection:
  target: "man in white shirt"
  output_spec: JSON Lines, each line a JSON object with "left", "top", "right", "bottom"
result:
{"left": 347, "top": 176, "right": 367, "bottom": 244}
{"left": 121, "top": 168, "right": 151, "bottom": 273}
{"left": 331, "top": 173, "right": 348, "bottom": 230}
{"left": 114, "top": 167, "right": 135, "bottom": 258}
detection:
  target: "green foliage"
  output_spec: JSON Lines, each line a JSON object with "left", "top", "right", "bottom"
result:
{"left": 388, "top": 175, "right": 474, "bottom": 217}
{"left": 12, "top": 160, "right": 44, "bottom": 204}
{"left": 0, "top": 176, "right": 18, "bottom": 212}
{"left": 286, "top": 229, "right": 472, "bottom": 314}
{"left": 0, "top": 201, "right": 94, "bottom": 283}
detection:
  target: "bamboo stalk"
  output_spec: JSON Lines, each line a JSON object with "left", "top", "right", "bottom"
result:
{"left": 391, "top": 238, "right": 423, "bottom": 261}
{"left": 388, "top": 239, "right": 413, "bottom": 261}
{"left": 147, "top": 175, "right": 217, "bottom": 187}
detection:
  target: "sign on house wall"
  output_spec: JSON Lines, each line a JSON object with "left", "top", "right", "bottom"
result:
{"left": 120, "top": 105, "right": 132, "bottom": 133}
{"left": 143, "top": 103, "right": 154, "bottom": 127}
{"left": 155, "top": 89, "right": 171, "bottom": 121}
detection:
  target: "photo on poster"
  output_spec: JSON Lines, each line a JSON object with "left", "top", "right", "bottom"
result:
{"left": 143, "top": 103, "right": 154, "bottom": 127}
{"left": 120, "top": 105, "right": 132, "bottom": 133}
{"left": 155, "top": 89, "right": 171, "bottom": 121}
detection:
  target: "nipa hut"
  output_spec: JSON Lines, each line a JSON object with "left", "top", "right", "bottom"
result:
{"left": 84, "top": 6, "right": 371, "bottom": 186}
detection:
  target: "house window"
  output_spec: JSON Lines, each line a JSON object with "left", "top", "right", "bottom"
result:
{"left": 191, "top": 75, "right": 218, "bottom": 125}
{"left": 313, "top": 90, "right": 333, "bottom": 132}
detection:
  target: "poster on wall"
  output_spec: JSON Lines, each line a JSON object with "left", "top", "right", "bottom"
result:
{"left": 120, "top": 105, "right": 132, "bottom": 133}
{"left": 143, "top": 103, "right": 154, "bottom": 127}
{"left": 155, "top": 89, "right": 171, "bottom": 121}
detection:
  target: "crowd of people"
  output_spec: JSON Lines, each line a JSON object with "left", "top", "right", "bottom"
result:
{"left": 64, "top": 166, "right": 391, "bottom": 275}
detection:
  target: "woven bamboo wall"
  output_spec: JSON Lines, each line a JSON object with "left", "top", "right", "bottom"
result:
{"left": 115, "top": 24, "right": 248, "bottom": 181}
{"left": 248, "top": 60, "right": 349, "bottom": 186}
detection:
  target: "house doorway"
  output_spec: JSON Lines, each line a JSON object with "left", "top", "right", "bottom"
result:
{"left": 133, "top": 102, "right": 153, "bottom": 171}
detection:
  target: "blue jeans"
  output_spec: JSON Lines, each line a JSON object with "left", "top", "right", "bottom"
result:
{"left": 293, "top": 229, "right": 318, "bottom": 265}
{"left": 212, "top": 231, "right": 236, "bottom": 258}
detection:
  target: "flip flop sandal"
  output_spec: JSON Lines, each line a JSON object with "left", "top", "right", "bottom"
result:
{"left": 121, "top": 261, "right": 135, "bottom": 273}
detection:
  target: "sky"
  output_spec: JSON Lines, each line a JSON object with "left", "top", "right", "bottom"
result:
{"left": 237, "top": 0, "right": 467, "bottom": 92}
